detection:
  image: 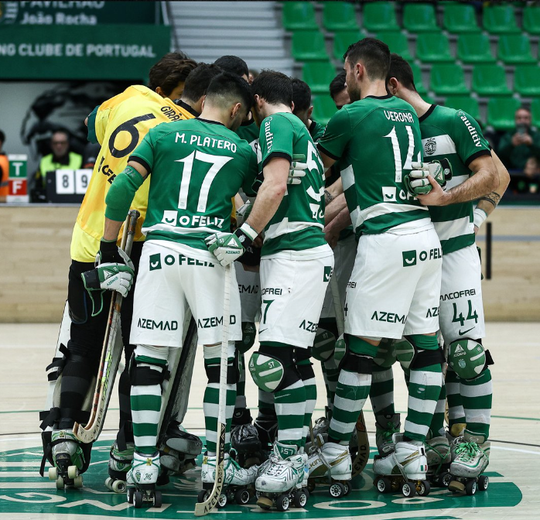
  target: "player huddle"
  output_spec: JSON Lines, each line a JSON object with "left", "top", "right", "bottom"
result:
{"left": 39, "top": 38, "right": 509, "bottom": 511}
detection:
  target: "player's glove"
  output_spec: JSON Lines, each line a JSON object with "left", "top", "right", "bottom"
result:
{"left": 81, "top": 263, "right": 135, "bottom": 298}
{"left": 206, "top": 223, "right": 259, "bottom": 267}
{"left": 252, "top": 154, "right": 307, "bottom": 192}
{"left": 96, "top": 239, "right": 135, "bottom": 268}
{"left": 404, "top": 159, "right": 453, "bottom": 196}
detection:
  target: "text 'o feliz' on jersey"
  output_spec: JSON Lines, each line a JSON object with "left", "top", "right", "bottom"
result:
{"left": 71, "top": 85, "right": 195, "bottom": 263}
{"left": 419, "top": 104, "right": 492, "bottom": 255}
{"left": 258, "top": 112, "right": 327, "bottom": 256}
{"left": 318, "top": 95, "right": 430, "bottom": 236}
{"left": 130, "top": 118, "right": 258, "bottom": 253}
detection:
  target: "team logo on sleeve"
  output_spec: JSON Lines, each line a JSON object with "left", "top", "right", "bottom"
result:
{"left": 424, "top": 138, "right": 437, "bottom": 156}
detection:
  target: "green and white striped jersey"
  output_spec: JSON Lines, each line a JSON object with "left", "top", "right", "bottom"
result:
{"left": 130, "top": 118, "right": 258, "bottom": 251}
{"left": 259, "top": 112, "right": 327, "bottom": 256}
{"left": 318, "top": 95, "right": 429, "bottom": 236}
{"left": 419, "top": 105, "right": 491, "bottom": 254}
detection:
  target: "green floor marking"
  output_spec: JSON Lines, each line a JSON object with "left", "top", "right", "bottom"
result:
{"left": 0, "top": 440, "right": 522, "bottom": 518}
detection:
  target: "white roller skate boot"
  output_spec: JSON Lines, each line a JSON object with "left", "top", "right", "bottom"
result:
{"left": 307, "top": 440, "right": 352, "bottom": 498}
{"left": 199, "top": 452, "right": 258, "bottom": 507}
{"left": 106, "top": 441, "right": 134, "bottom": 493}
{"left": 255, "top": 441, "right": 309, "bottom": 511}
{"left": 49, "top": 430, "right": 85, "bottom": 489}
{"left": 425, "top": 435, "right": 451, "bottom": 487}
{"left": 126, "top": 451, "right": 162, "bottom": 508}
{"left": 449, "top": 432, "right": 490, "bottom": 495}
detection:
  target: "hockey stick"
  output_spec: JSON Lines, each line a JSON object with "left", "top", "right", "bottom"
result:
{"left": 73, "top": 209, "right": 140, "bottom": 444}
{"left": 194, "top": 263, "right": 231, "bottom": 517}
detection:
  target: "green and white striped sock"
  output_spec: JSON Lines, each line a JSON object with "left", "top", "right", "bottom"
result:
{"left": 298, "top": 358, "right": 317, "bottom": 442}
{"left": 370, "top": 366, "right": 395, "bottom": 417}
{"left": 461, "top": 368, "right": 492, "bottom": 439}
{"left": 446, "top": 368, "right": 466, "bottom": 427}
{"left": 322, "top": 357, "right": 339, "bottom": 412}
{"left": 275, "top": 379, "right": 306, "bottom": 448}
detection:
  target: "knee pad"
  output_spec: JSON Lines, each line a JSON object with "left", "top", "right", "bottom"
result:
{"left": 236, "top": 322, "right": 257, "bottom": 354}
{"left": 248, "top": 346, "right": 300, "bottom": 393}
{"left": 448, "top": 338, "right": 493, "bottom": 380}
{"left": 295, "top": 348, "right": 315, "bottom": 380}
{"left": 312, "top": 327, "right": 336, "bottom": 362}
{"left": 373, "top": 338, "right": 397, "bottom": 368}
{"left": 204, "top": 342, "right": 239, "bottom": 384}
{"left": 130, "top": 345, "right": 169, "bottom": 386}
{"left": 340, "top": 350, "right": 373, "bottom": 374}
{"left": 396, "top": 336, "right": 444, "bottom": 371}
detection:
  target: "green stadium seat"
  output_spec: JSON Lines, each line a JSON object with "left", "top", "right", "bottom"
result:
{"left": 312, "top": 96, "right": 337, "bottom": 126}
{"left": 483, "top": 5, "right": 519, "bottom": 34}
{"left": 282, "top": 2, "right": 318, "bottom": 31}
{"left": 376, "top": 31, "right": 412, "bottom": 61}
{"left": 443, "top": 3, "right": 481, "bottom": 33}
{"left": 523, "top": 6, "right": 540, "bottom": 35}
{"left": 416, "top": 32, "right": 453, "bottom": 63}
{"left": 323, "top": 2, "right": 359, "bottom": 32}
{"left": 292, "top": 30, "right": 329, "bottom": 61}
{"left": 487, "top": 97, "right": 520, "bottom": 131}
{"left": 403, "top": 3, "right": 438, "bottom": 32}
{"left": 430, "top": 64, "right": 469, "bottom": 96}
{"left": 303, "top": 61, "right": 336, "bottom": 94}
{"left": 362, "top": 2, "right": 399, "bottom": 32}
{"left": 514, "top": 66, "right": 540, "bottom": 97}
{"left": 410, "top": 62, "right": 427, "bottom": 95}
{"left": 333, "top": 30, "right": 364, "bottom": 60}
{"left": 497, "top": 34, "right": 536, "bottom": 65}
{"left": 457, "top": 33, "right": 496, "bottom": 64}
{"left": 472, "top": 64, "right": 512, "bottom": 96}
{"left": 444, "top": 96, "right": 481, "bottom": 122}
{"left": 531, "top": 98, "right": 540, "bottom": 127}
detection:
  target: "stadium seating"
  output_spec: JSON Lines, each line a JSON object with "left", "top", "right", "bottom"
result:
{"left": 457, "top": 33, "right": 496, "bottom": 64}
{"left": 443, "top": 2, "right": 481, "bottom": 33}
{"left": 472, "top": 65, "right": 512, "bottom": 96}
{"left": 416, "top": 32, "right": 453, "bottom": 63}
{"left": 514, "top": 66, "right": 540, "bottom": 97}
{"left": 430, "top": 64, "right": 469, "bottom": 96}
{"left": 282, "top": 2, "right": 318, "bottom": 30}
{"left": 376, "top": 31, "right": 413, "bottom": 61}
{"left": 444, "top": 96, "right": 481, "bottom": 123}
{"left": 487, "top": 97, "right": 520, "bottom": 131}
{"left": 410, "top": 62, "right": 427, "bottom": 95}
{"left": 497, "top": 34, "right": 536, "bottom": 65}
{"left": 531, "top": 98, "right": 540, "bottom": 127}
{"left": 523, "top": 5, "right": 540, "bottom": 35}
{"left": 302, "top": 61, "right": 336, "bottom": 94}
{"left": 292, "top": 30, "right": 329, "bottom": 61}
{"left": 312, "top": 96, "right": 337, "bottom": 125}
{"left": 362, "top": 1, "right": 399, "bottom": 32}
{"left": 483, "top": 4, "right": 520, "bottom": 34}
{"left": 333, "top": 30, "right": 364, "bottom": 61}
{"left": 323, "top": 1, "right": 359, "bottom": 32}
{"left": 403, "top": 3, "right": 438, "bottom": 32}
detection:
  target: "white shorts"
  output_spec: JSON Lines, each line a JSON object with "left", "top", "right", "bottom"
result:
{"left": 258, "top": 246, "right": 334, "bottom": 348}
{"left": 439, "top": 244, "right": 485, "bottom": 343}
{"left": 320, "top": 233, "right": 356, "bottom": 319}
{"left": 130, "top": 240, "right": 242, "bottom": 347}
{"left": 345, "top": 226, "right": 442, "bottom": 339}
{"left": 236, "top": 263, "right": 261, "bottom": 323}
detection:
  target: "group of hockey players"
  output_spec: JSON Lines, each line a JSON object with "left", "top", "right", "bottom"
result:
{"left": 39, "top": 36, "right": 510, "bottom": 511}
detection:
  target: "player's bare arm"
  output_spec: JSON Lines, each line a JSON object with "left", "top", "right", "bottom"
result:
{"left": 325, "top": 206, "right": 351, "bottom": 248}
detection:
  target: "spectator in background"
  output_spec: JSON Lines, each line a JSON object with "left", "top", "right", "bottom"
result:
{"left": 498, "top": 107, "right": 540, "bottom": 172}
{"left": 0, "top": 130, "right": 8, "bottom": 202}
{"left": 517, "top": 155, "right": 540, "bottom": 194}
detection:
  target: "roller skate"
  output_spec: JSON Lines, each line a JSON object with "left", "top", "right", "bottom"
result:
{"left": 311, "top": 406, "right": 331, "bottom": 440}
{"left": 307, "top": 439, "right": 352, "bottom": 498}
{"left": 198, "top": 452, "right": 258, "bottom": 508}
{"left": 255, "top": 441, "right": 310, "bottom": 511}
{"left": 373, "top": 433, "right": 430, "bottom": 497}
{"left": 48, "top": 430, "right": 85, "bottom": 489}
{"left": 159, "top": 422, "right": 202, "bottom": 482}
{"left": 126, "top": 451, "right": 162, "bottom": 508}
{"left": 105, "top": 441, "right": 134, "bottom": 493}
{"left": 231, "top": 408, "right": 263, "bottom": 468}
{"left": 350, "top": 411, "right": 370, "bottom": 476}
{"left": 448, "top": 433, "right": 490, "bottom": 495}
{"left": 425, "top": 435, "right": 452, "bottom": 487}
{"left": 375, "top": 413, "right": 401, "bottom": 455}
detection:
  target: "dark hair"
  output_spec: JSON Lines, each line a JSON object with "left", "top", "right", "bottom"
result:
{"left": 387, "top": 53, "right": 416, "bottom": 91}
{"left": 206, "top": 71, "right": 253, "bottom": 111}
{"left": 291, "top": 78, "right": 312, "bottom": 113}
{"left": 344, "top": 37, "right": 390, "bottom": 81}
{"left": 182, "top": 63, "right": 223, "bottom": 102}
{"left": 251, "top": 70, "right": 293, "bottom": 107}
{"left": 148, "top": 56, "right": 197, "bottom": 95}
{"left": 214, "top": 55, "right": 249, "bottom": 79}
{"left": 0, "top": 130, "right": 5, "bottom": 143}
{"left": 329, "top": 70, "right": 347, "bottom": 100}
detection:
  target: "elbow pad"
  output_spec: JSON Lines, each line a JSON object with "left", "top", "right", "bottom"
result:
{"left": 105, "top": 165, "right": 145, "bottom": 222}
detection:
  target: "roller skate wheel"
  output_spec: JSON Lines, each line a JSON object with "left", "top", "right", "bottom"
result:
{"left": 329, "top": 481, "right": 345, "bottom": 498}
{"left": 293, "top": 489, "right": 308, "bottom": 508}
{"left": 112, "top": 479, "right": 126, "bottom": 494}
{"left": 448, "top": 479, "right": 465, "bottom": 494}
{"left": 478, "top": 475, "right": 489, "bottom": 491}
{"left": 440, "top": 472, "right": 452, "bottom": 488}
{"left": 342, "top": 481, "right": 351, "bottom": 496}
{"left": 48, "top": 467, "right": 58, "bottom": 481}
{"left": 67, "top": 465, "right": 78, "bottom": 479}
{"left": 376, "top": 477, "right": 391, "bottom": 494}
{"left": 55, "top": 477, "right": 64, "bottom": 490}
{"left": 133, "top": 490, "right": 144, "bottom": 508}
{"left": 105, "top": 477, "right": 113, "bottom": 490}
{"left": 153, "top": 490, "right": 162, "bottom": 508}
{"left": 417, "top": 480, "right": 430, "bottom": 496}
{"left": 127, "top": 488, "right": 135, "bottom": 504}
{"left": 401, "top": 481, "right": 416, "bottom": 498}
{"left": 235, "top": 489, "right": 251, "bottom": 505}
{"left": 465, "top": 479, "right": 477, "bottom": 496}
{"left": 257, "top": 496, "right": 273, "bottom": 510}
{"left": 217, "top": 493, "right": 227, "bottom": 509}
{"left": 197, "top": 489, "right": 210, "bottom": 503}
{"left": 276, "top": 493, "right": 290, "bottom": 512}
{"left": 73, "top": 475, "right": 83, "bottom": 488}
